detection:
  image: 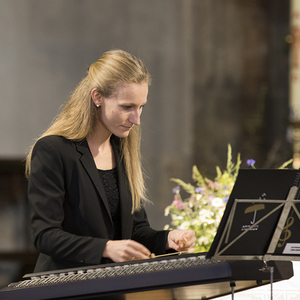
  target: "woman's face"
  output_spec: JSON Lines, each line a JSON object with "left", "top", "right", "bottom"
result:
{"left": 95, "top": 82, "right": 148, "bottom": 138}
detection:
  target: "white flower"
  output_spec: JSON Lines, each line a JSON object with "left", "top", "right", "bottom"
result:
{"left": 206, "top": 218, "right": 215, "bottom": 224}
{"left": 164, "top": 207, "right": 170, "bottom": 216}
{"left": 215, "top": 208, "right": 225, "bottom": 219}
{"left": 171, "top": 214, "right": 183, "bottom": 221}
{"left": 199, "top": 210, "right": 213, "bottom": 218}
{"left": 199, "top": 215, "right": 215, "bottom": 224}
{"left": 207, "top": 228, "right": 216, "bottom": 234}
{"left": 196, "top": 194, "right": 202, "bottom": 201}
{"left": 198, "top": 236, "right": 210, "bottom": 245}
{"left": 178, "top": 221, "right": 191, "bottom": 230}
{"left": 211, "top": 197, "right": 224, "bottom": 207}
{"left": 191, "top": 219, "right": 201, "bottom": 226}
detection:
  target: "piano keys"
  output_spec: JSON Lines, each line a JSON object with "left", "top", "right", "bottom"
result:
{"left": 0, "top": 252, "right": 293, "bottom": 300}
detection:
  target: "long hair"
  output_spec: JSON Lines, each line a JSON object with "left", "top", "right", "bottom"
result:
{"left": 25, "top": 49, "right": 151, "bottom": 212}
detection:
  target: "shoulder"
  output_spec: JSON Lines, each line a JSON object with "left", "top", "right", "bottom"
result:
{"left": 33, "top": 135, "right": 80, "bottom": 157}
{"left": 34, "top": 135, "right": 77, "bottom": 149}
{"left": 31, "top": 136, "right": 84, "bottom": 169}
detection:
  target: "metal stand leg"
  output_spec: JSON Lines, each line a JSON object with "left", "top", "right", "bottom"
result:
{"left": 270, "top": 266, "right": 274, "bottom": 300}
{"left": 230, "top": 282, "right": 235, "bottom": 300}
{"left": 259, "top": 261, "right": 274, "bottom": 300}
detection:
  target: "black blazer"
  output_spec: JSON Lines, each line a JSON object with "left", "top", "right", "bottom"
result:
{"left": 28, "top": 135, "right": 168, "bottom": 272}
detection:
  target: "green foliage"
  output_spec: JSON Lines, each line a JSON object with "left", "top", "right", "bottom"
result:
{"left": 165, "top": 145, "right": 241, "bottom": 253}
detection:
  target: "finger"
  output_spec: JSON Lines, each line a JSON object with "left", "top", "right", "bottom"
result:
{"left": 175, "top": 230, "right": 189, "bottom": 241}
{"left": 178, "top": 232, "right": 196, "bottom": 249}
{"left": 178, "top": 237, "right": 188, "bottom": 248}
{"left": 180, "top": 230, "right": 194, "bottom": 240}
{"left": 129, "top": 250, "right": 150, "bottom": 261}
{"left": 126, "top": 241, "right": 151, "bottom": 260}
{"left": 131, "top": 241, "right": 151, "bottom": 256}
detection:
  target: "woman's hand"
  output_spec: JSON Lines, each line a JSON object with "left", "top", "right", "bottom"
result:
{"left": 166, "top": 230, "right": 196, "bottom": 252}
{"left": 103, "top": 239, "right": 151, "bottom": 263}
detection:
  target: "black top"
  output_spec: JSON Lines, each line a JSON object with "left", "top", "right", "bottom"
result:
{"left": 98, "top": 168, "right": 122, "bottom": 240}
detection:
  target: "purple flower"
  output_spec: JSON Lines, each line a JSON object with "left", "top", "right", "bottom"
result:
{"left": 195, "top": 187, "right": 203, "bottom": 193}
{"left": 173, "top": 186, "right": 180, "bottom": 194}
{"left": 223, "top": 185, "right": 231, "bottom": 190}
{"left": 247, "top": 159, "right": 256, "bottom": 167}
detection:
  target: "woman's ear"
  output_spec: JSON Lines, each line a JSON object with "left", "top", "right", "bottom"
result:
{"left": 91, "top": 88, "right": 103, "bottom": 107}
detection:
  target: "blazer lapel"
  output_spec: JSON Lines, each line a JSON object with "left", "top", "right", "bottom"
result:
{"left": 75, "top": 139, "right": 112, "bottom": 224}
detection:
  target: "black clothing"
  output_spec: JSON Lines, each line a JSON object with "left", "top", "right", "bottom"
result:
{"left": 28, "top": 135, "right": 169, "bottom": 272}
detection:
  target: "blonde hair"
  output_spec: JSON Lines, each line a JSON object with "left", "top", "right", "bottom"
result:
{"left": 25, "top": 49, "right": 151, "bottom": 212}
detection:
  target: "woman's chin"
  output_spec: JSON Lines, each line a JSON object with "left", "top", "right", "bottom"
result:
{"left": 115, "top": 131, "right": 130, "bottom": 138}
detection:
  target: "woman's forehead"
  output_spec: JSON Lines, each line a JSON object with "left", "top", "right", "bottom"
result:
{"left": 109, "top": 82, "right": 148, "bottom": 101}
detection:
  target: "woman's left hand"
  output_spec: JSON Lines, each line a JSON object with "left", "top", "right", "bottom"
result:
{"left": 166, "top": 229, "right": 196, "bottom": 252}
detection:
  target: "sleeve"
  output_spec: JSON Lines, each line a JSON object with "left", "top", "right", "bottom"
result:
{"left": 131, "top": 208, "right": 170, "bottom": 255}
{"left": 28, "top": 137, "right": 107, "bottom": 266}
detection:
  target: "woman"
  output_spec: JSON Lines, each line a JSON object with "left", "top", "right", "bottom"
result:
{"left": 26, "top": 49, "right": 195, "bottom": 272}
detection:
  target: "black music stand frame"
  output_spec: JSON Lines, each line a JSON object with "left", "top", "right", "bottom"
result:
{"left": 212, "top": 186, "right": 300, "bottom": 300}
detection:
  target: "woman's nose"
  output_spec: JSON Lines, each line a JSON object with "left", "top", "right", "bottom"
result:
{"left": 129, "top": 109, "right": 141, "bottom": 125}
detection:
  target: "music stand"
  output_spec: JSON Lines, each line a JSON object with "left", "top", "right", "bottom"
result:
{"left": 206, "top": 169, "right": 300, "bottom": 300}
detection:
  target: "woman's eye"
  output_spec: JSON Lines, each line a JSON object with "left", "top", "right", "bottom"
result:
{"left": 122, "top": 106, "right": 132, "bottom": 110}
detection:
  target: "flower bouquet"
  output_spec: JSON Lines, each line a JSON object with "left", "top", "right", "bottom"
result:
{"left": 164, "top": 145, "right": 292, "bottom": 253}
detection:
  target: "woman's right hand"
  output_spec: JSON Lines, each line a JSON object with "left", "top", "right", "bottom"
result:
{"left": 102, "top": 239, "right": 151, "bottom": 262}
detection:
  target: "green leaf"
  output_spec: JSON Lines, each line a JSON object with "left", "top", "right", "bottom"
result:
{"left": 215, "top": 166, "right": 222, "bottom": 180}
{"left": 233, "top": 153, "right": 241, "bottom": 180}
{"left": 192, "top": 165, "right": 205, "bottom": 185}
{"left": 226, "top": 144, "right": 233, "bottom": 173}
{"left": 170, "top": 178, "right": 195, "bottom": 194}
